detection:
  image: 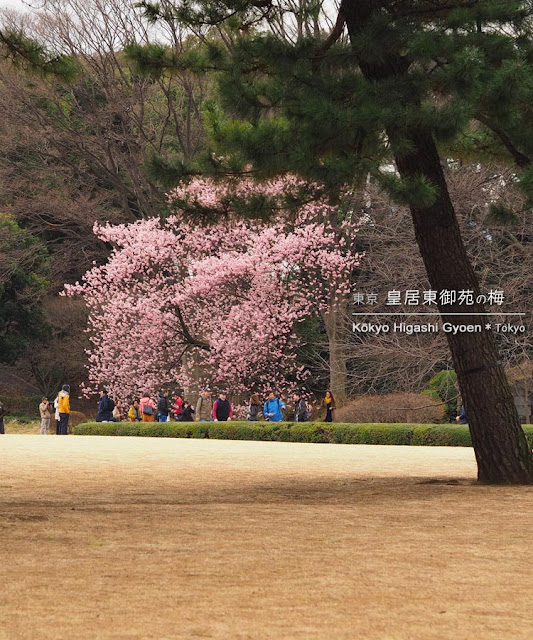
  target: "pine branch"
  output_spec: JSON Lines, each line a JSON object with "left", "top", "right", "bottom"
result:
{"left": 0, "top": 29, "right": 74, "bottom": 79}
{"left": 137, "top": 0, "right": 273, "bottom": 27}
{"left": 317, "top": 10, "right": 346, "bottom": 56}
{"left": 476, "top": 113, "right": 531, "bottom": 168}
{"left": 389, "top": 1, "right": 480, "bottom": 20}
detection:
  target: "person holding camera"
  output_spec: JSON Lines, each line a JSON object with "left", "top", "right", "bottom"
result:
{"left": 39, "top": 398, "right": 51, "bottom": 434}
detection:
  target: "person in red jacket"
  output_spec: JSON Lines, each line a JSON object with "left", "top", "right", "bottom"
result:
{"left": 212, "top": 392, "right": 233, "bottom": 422}
{"left": 173, "top": 394, "right": 184, "bottom": 421}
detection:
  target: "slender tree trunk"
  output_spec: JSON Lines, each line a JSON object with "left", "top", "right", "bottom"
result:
{"left": 525, "top": 381, "right": 531, "bottom": 424}
{"left": 393, "top": 127, "right": 533, "bottom": 483}
{"left": 322, "top": 296, "right": 348, "bottom": 404}
{"left": 343, "top": 0, "right": 533, "bottom": 483}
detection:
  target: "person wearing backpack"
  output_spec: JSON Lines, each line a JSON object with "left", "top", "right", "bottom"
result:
{"left": 139, "top": 392, "right": 156, "bottom": 422}
{"left": 96, "top": 388, "right": 114, "bottom": 422}
{"left": 263, "top": 390, "right": 286, "bottom": 422}
{"left": 195, "top": 388, "right": 213, "bottom": 422}
{"left": 293, "top": 392, "right": 309, "bottom": 422}
{"left": 247, "top": 393, "right": 263, "bottom": 421}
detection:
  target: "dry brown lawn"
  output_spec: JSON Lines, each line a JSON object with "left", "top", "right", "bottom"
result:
{"left": 0, "top": 435, "right": 531, "bottom": 640}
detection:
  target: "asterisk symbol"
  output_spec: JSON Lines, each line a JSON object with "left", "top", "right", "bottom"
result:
{"left": 485, "top": 323, "right": 492, "bottom": 330}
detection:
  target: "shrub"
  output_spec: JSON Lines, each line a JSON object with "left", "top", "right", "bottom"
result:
{"left": 73, "top": 420, "right": 533, "bottom": 448}
{"left": 69, "top": 411, "right": 87, "bottom": 426}
{"left": 327, "top": 423, "right": 415, "bottom": 445}
{"left": 335, "top": 393, "right": 446, "bottom": 424}
{"left": 411, "top": 425, "right": 472, "bottom": 447}
{"left": 75, "top": 422, "right": 117, "bottom": 436}
{"left": 424, "top": 370, "right": 459, "bottom": 421}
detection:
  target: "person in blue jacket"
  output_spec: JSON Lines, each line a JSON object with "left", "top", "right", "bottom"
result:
{"left": 456, "top": 405, "right": 467, "bottom": 424}
{"left": 263, "top": 390, "right": 286, "bottom": 422}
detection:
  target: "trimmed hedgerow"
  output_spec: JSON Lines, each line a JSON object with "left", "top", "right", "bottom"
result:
{"left": 73, "top": 421, "right": 533, "bottom": 448}
{"left": 411, "top": 425, "right": 472, "bottom": 447}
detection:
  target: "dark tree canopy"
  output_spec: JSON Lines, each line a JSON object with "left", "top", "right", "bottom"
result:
{"left": 133, "top": 1, "right": 533, "bottom": 192}
{"left": 0, "top": 213, "right": 50, "bottom": 364}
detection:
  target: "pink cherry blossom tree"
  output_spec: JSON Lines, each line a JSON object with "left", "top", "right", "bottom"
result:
{"left": 65, "top": 176, "right": 361, "bottom": 401}
{"left": 169, "top": 175, "right": 363, "bottom": 402}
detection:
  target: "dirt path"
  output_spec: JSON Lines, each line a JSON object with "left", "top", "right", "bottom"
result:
{"left": 0, "top": 435, "right": 531, "bottom": 639}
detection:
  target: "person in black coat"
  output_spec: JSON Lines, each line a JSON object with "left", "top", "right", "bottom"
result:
{"left": 323, "top": 391, "right": 336, "bottom": 422}
{"left": 157, "top": 391, "right": 170, "bottom": 422}
{"left": 0, "top": 401, "right": 6, "bottom": 434}
{"left": 181, "top": 401, "right": 195, "bottom": 422}
{"left": 96, "top": 389, "right": 114, "bottom": 422}
{"left": 293, "top": 392, "right": 309, "bottom": 422}
{"left": 213, "top": 392, "right": 233, "bottom": 421}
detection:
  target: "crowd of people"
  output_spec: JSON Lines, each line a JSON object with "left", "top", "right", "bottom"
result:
{"left": 95, "top": 387, "right": 337, "bottom": 425}
{"left": 0, "top": 384, "right": 469, "bottom": 436}
{"left": 0, "top": 386, "right": 336, "bottom": 435}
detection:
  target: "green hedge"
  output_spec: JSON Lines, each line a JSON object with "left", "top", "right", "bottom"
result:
{"left": 73, "top": 421, "right": 533, "bottom": 447}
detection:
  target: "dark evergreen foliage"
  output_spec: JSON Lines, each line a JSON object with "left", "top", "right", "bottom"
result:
{"left": 0, "top": 29, "right": 78, "bottom": 81}
{"left": 0, "top": 214, "right": 51, "bottom": 364}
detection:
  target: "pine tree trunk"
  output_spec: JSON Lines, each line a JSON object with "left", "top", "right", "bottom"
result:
{"left": 322, "top": 297, "right": 348, "bottom": 404}
{"left": 393, "top": 127, "right": 533, "bottom": 483}
{"left": 343, "top": 0, "right": 533, "bottom": 483}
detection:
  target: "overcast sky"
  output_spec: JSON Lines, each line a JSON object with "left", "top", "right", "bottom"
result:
{"left": 0, "top": 0, "right": 34, "bottom": 12}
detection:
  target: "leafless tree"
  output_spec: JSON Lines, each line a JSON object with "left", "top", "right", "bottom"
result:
{"left": 307, "top": 164, "right": 533, "bottom": 397}
{"left": 0, "top": 0, "right": 210, "bottom": 284}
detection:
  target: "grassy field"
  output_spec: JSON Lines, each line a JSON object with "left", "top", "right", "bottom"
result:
{"left": 0, "top": 435, "right": 531, "bottom": 639}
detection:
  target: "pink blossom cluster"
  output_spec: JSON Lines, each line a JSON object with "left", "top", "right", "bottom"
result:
{"left": 170, "top": 174, "right": 307, "bottom": 214}
{"left": 66, "top": 176, "right": 361, "bottom": 399}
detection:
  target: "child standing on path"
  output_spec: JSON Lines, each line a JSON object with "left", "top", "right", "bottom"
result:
{"left": 39, "top": 398, "right": 51, "bottom": 434}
